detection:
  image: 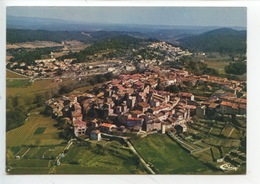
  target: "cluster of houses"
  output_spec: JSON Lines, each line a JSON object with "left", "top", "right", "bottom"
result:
{"left": 45, "top": 68, "right": 246, "bottom": 140}
{"left": 148, "top": 42, "right": 192, "bottom": 59}
{"left": 10, "top": 58, "right": 73, "bottom": 78}
{"left": 9, "top": 41, "right": 194, "bottom": 80}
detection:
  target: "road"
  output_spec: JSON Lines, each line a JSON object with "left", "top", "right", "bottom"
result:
{"left": 101, "top": 133, "right": 156, "bottom": 174}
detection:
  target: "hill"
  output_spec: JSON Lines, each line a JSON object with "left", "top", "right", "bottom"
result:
{"left": 59, "top": 34, "right": 146, "bottom": 62}
{"left": 6, "top": 29, "right": 142, "bottom": 44}
{"left": 178, "top": 28, "right": 246, "bottom": 54}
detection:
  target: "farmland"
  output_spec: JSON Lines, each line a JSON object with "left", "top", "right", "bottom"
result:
{"left": 6, "top": 112, "right": 67, "bottom": 175}
{"left": 6, "top": 69, "right": 27, "bottom": 78}
{"left": 131, "top": 134, "right": 218, "bottom": 174}
{"left": 6, "top": 79, "right": 30, "bottom": 88}
{"left": 6, "top": 114, "right": 63, "bottom": 148}
{"left": 54, "top": 140, "right": 146, "bottom": 174}
{"left": 6, "top": 78, "right": 63, "bottom": 97}
{"left": 6, "top": 145, "right": 65, "bottom": 174}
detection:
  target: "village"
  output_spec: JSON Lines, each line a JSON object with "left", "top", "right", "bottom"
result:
{"left": 44, "top": 66, "right": 246, "bottom": 172}
{"left": 7, "top": 41, "right": 192, "bottom": 80}
{"left": 6, "top": 38, "right": 246, "bottom": 173}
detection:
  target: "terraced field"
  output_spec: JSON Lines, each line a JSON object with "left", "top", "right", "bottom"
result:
{"left": 131, "top": 134, "right": 216, "bottom": 174}
{"left": 55, "top": 141, "right": 144, "bottom": 174}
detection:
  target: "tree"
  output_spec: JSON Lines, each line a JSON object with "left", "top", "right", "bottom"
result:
{"left": 224, "top": 61, "right": 246, "bottom": 75}
{"left": 165, "top": 85, "right": 180, "bottom": 93}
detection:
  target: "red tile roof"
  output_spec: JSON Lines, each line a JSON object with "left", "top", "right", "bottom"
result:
{"left": 100, "top": 123, "right": 116, "bottom": 128}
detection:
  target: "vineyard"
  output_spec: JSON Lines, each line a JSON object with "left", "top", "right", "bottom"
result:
{"left": 6, "top": 114, "right": 63, "bottom": 148}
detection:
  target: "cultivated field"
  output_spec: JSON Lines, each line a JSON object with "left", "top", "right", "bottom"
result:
{"left": 6, "top": 79, "right": 30, "bottom": 88}
{"left": 54, "top": 140, "right": 146, "bottom": 174}
{"left": 6, "top": 114, "right": 63, "bottom": 148}
{"left": 6, "top": 78, "right": 73, "bottom": 97}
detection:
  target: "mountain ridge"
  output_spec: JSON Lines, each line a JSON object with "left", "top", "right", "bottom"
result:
{"left": 178, "top": 28, "right": 246, "bottom": 54}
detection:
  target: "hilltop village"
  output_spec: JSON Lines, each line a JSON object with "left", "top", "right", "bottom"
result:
{"left": 45, "top": 68, "right": 246, "bottom": 138}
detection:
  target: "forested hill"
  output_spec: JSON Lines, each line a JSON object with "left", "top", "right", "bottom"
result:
{"left": 6, "top": 29, "right": 141, "bottom": 44}
{"left": 178, "top": 28, "right": 246, "bottom": 54}
{"left": 59, "top": 34, "right": 145, "bottom": 62}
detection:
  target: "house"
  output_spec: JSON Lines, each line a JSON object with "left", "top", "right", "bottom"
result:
{"left": 161, "top": 122, "right": 173, "bottom": 134}
{"left": 239, "top": 104, "right": 246, "bottom": 115}
{"left": 220, "top": 101, "right": 239, "bottom": 115}
{"left": 143, "top": 114, "right": 161, "bottom": 132}
{"left": 90, "top": 130, "right": 102, "bottom": 141}
{"left": 178, "top": 92, "right": 194, "bottom": 101}
{"left": 74, "top": 119, "right": 87, "bottom": 137}
{"left": 72, "top": 111, "right": 83, "bottom": 122}
{"left": 129, "top": 110, "right": 144, "bottom": 118}
{"left": 137, "top": 102, "right": 150, "bottom": 112}
{"left": 126, "top": 117, "right": 144, "bottom": 127}
{"left": 99, "top": 123, "right": 117, "bottom": 133}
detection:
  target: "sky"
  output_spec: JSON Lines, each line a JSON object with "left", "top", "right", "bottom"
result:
{"left": 7, "top": 7, "right": 247, "bottom": 27}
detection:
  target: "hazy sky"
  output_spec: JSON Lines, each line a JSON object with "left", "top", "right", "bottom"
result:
{"left": 7, "top": 7, "right": 247, "bottom": 27}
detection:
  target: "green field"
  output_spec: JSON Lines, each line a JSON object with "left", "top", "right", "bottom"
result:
{"left": 131, "top": 134, "right": 218, "bottom": 174}
{"left": 6, "top": 79, "right": 30, "bottom": 88}
{"left": 54, "top": 142, "right": 146, "bottom": 174}
{"left": 8, "top": 159, "right": 50, "bottom": 168}
{"left": 33, "top": 127, "right": 47, "bottom": 134}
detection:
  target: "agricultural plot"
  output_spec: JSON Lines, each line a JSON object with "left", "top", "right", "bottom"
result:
{"left": 221, "top": 126, "right": 234, "bottom": 138}
{"left": 211, "top": 146, "right": 222, "bottom": 159}
{"left": 209, "top": 127, "right": 222, "bottom": 136}
{"left": 8, "top": 159, "right": 50, "bottom": 168}
{"left": 7, "top": 167, "right": 50, "bottom": 174}
{"left": 204, "top": 137, "right": 240, "bottom": 148}
{"left": 194, "top": 141, "right": 210, "bottom": 149}
{"left": 6, "top": 79, "right": 30, "bottom": 88}
{"left": 229, "top": 128, "right": 241, "bottom": 139}
{"left": 131, "top": 134, "right": 216, "bottom": 174}
{"left": 6, "top": 78, "right": 72, "bottom": 97}
{"left": 10, "top": 147, "right": 22, "bottom": 156}
{"left": 44, "top": 146, "right": 65, "bottom": 159}
{"left": 192, "top": 148, "right": 213, "bottom": 162}
{"left": 6, "top": 114, "right": 63, "bottom": 148}
{"left": 54, "top": 142, "right": 144, "bottom": 174}
{"left": 7, "top": 145, "right": 65, "bottom": 174}
{"left": 7, "top": 159, "right": 51, "bottom": 174}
